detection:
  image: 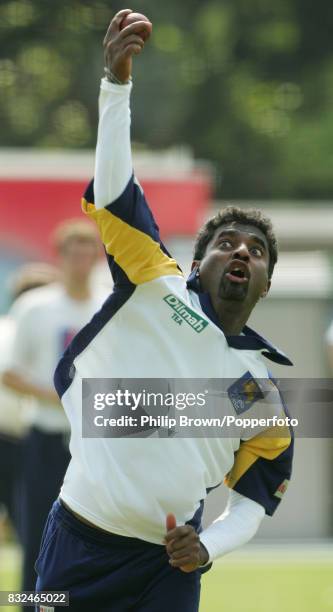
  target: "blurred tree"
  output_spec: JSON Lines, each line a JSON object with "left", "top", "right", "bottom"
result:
{"left": 0, "top": 0, "right": 332, "bottom": 200}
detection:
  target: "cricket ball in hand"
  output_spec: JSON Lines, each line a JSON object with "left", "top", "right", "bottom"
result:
{"left": 120, "top": 12, "right": 152, "bottom": 42}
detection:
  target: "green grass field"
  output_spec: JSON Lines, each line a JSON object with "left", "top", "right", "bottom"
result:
{"left": 1, "top": 545, "right": 333, "bottom": 611}
{"left": 201, "top": 559, "right": 333, "bottom": 612}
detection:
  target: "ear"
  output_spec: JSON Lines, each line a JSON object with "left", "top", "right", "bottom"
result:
{"left": 191, "top": 260, "right": 200, "bottom": 271}
{"left": 261, "top": 279, "right": 271, "bottom": 298}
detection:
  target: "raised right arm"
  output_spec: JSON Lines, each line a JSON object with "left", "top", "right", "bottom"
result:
{"left": 83, "top": 11, "right": 181, "bottom": 286}
{"left": 94, "top": 9, "right": 145, "bottom": 209}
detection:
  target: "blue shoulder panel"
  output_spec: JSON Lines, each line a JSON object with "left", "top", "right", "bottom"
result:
{"left": 84, "top": 177, "right": 180, "bottom": 264}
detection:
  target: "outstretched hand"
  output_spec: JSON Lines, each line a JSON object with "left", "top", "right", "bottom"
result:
{"left": 103, "top": 9, "right": 152, "bottom": 83}
{"left": 164, "top": 513, "right": 209, "bottom": 573}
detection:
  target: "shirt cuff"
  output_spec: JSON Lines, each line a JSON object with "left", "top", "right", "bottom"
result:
{"left": 100, "top": 77, "right": 132, "bottom": 94}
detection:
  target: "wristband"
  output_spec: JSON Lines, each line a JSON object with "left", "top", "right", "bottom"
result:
{"left": 103, "top": 67, "right": 131, "bottom": 85}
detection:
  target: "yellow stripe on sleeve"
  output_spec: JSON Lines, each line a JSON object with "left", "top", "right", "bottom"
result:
{"left": 82, "top": 199, "right": 182, "bottom": 285}
{"left": 225, "top": 426, "right": 291, "bottom": 489}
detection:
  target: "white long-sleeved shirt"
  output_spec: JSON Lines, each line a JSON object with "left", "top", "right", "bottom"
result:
{"left": 56, "top": 79, "right": 293, "bottom": 557}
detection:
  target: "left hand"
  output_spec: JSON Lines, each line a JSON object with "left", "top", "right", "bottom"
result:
{"left": 164, "top": 513, "right": 209, "bottom": 572}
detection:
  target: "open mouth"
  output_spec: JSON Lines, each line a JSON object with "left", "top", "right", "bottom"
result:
{"left": 225, "top": 265, "right": 249, "bottom": 284}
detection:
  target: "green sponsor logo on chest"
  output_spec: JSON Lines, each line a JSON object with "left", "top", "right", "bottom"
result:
{"left": 163, "top": 294, "right": 208, "bottom": 333}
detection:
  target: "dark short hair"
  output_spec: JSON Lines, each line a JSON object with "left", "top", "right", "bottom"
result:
{"left": 193, "top": 206, "right": 278, "bottom": 279}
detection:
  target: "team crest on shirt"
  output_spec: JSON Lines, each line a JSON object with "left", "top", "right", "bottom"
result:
{"left": 228, "top": 371, "right": 264, "bottom": 414}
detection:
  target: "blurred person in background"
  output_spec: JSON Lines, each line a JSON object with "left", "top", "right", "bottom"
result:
{"left": 3, "top": 220, "right": 106, "bottom": 606}
{"left": 0, "top": 263, "right": 58, "bottom": 541}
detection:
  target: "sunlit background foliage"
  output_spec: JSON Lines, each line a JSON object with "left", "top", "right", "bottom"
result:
{"left": 0, "top": 0, "right": 332, "bottom": 199}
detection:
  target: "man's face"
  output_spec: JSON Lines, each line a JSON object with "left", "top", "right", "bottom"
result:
{"left": 194, "top": 222, "right": 271, "bottom": 309}
{"left": 59, "top": 238, "right": 99, "bottom": 281}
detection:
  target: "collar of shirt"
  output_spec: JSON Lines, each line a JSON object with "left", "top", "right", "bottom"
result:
{"left": 186, "top": 268, "right": 293, "bottom": 366}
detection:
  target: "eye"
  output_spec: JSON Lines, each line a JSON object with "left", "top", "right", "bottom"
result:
{"left": 250, "top": 246, "right": 264, "bottom": 257}
{"left": 219, "top": 239, "right": 233, "bottom": 249}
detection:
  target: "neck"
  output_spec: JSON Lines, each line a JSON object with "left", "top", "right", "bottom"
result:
{"left": 62, "top": 277, "right": 91, "bottom": 301}
{"left": 211, "top": 297, "right": 252, "bottom": 335}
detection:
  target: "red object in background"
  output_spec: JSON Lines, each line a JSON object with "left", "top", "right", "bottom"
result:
{"left": 0, "top": 177, "right": 211, "bottom": 260}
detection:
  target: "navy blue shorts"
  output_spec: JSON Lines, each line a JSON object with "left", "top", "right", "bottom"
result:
{"left": 35, "top": 500, "right": 201, "bottom": 611}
